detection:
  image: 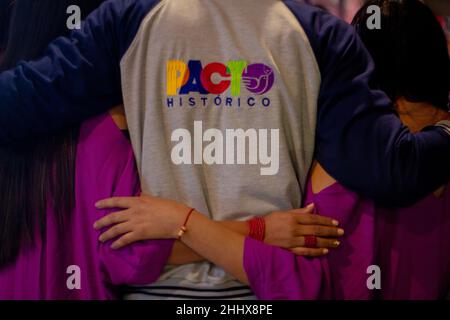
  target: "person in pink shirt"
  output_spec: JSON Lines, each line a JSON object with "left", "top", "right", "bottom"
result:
{"left": 0, "top": 1, "right": 175, "bottom": 300}
{"left": 0, "top": 112, "right": 175, "bottom": 300}
{"left": 353, "top": 0, "right": 450, "bottom": 299}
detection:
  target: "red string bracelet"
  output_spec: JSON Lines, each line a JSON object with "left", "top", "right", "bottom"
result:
{"left": 248, "top": 217, "right": 266, "bottom": 242}
{"left": 177, "top": 208, "right": 195, "bottom": 239}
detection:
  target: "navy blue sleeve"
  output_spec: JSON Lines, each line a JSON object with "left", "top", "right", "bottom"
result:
{"left": 284, "top": 2, "right": 450, "bottom": 206}
{"left": 0, "top": 0, "right": 159, "bottom": 143}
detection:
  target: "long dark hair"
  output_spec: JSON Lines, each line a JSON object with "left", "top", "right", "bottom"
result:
{"left": 352, "top": 0, "right": 450, "bottom": 110}
{"left": 0, "top": 0, "right": 106, "bottom": 268}
{"left": 0, "top": 0, "right": 13, "bottom": 55}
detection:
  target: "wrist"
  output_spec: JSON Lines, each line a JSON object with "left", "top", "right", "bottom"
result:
{"left": 174, "top": 207, "right": 196, "bottom": 239}
{"left": 219, "top": 221, "right": 250, "bottom": 236}
{"left": 247, "top": 216, "right": 266, "bottom": 241}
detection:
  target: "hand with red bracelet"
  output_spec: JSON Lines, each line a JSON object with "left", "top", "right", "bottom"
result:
{"left": 94, "top": 195, "right": 190, "bottom": 249}
{"left": 255, "top": 204, "right": 344, "bottom": 257}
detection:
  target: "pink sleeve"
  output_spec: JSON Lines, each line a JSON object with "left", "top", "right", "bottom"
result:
{"left": 100, "top": 238, "right": 174, "bottom": 285}
{"left": 97, "top": 140, "right": 175, "bottom": 286}
{"left": 243, "top": 237, "right": 324, "bottom": 300}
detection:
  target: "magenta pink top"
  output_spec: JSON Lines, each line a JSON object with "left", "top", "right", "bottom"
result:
{"left": 0, "top": 114, "right": 174, "bottom": 300}
{"left": 377, "top": 185, "right": 450, "bottom": 299}
{"left": 244, "top": 181, "right": 375, "bottom": 299}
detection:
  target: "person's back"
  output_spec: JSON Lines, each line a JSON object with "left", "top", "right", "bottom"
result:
{"left": 120, "top": 0, "right": 323, "bottom": 298}
{"left": 306, "top": 169, "right": 375, "bottom": 299}
{"left": 242, "top": 166, "right": 376, "bottom": 300}
{"left": 0, "top": 0, "right": 172, "bottom": 299}
{"left": 0, "top": 113, "right": 173, "bottom": 299}
{"left": 352, "top": 0, "right": 450, "bottom": 299}
{"left": 0, "top": 115, "right": 132, "bottom": 299}
{"left": 376, "top": 185, "right": 450, "bottom": 299}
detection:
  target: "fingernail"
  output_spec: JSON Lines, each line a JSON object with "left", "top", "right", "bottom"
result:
{"left": 323, "top": 248, "right": 329, "bottom": 254}
{"left": 93, "top": 222, "right": 99, "bottom": 229}
{"left": 98, "top": 236, "right": 104, "bottom": 242}
{"left": 95, "top": 202, "right": 101, "bottom": 208}
{"left": 334, "top": 241, "right": 340, "bottom": 247}
{"left": 338, "top": 229, "right": 345, "bottom": 236}
{"left": 332, "top": 220, "right": 339, "bottom": 226}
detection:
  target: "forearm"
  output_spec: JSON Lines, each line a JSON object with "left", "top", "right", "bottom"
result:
{"left": 179, "top": 211, "right": 249, "bottom": 284}
{"left": 321, "top": 122, "right": 450, "bottom": 207}
{"left": 170, "top": 211, "right": 325, "bottom": 297}
{"left": 167, "top": 220, "right": 249, "bottom": 265}
{"left": 95, "top": 196, "right": 343, "bottom": 287}
{"left": 0, "top": 7, "right": 123, "bottom": 144}
{"left": 220, "top": 220, "right": 249, "bottom": 236}
{"left": 167, "top": 241, "right": 204, "bottom": 265}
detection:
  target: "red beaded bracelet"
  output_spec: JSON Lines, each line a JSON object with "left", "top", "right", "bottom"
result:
{"left": 248, "top": 217, "right": 265, "bottom": 242}
{"left": 177, "top": 208, "right": 195, "bottom": 239}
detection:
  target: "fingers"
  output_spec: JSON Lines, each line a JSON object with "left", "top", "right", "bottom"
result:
{"left": 289, "top": 236, "right": 341, "bottom": 249}
{"left": 295, "top": 225, "right": 344, "bottom": 237}
{"left": 98, "top": 222, "right": 132, "bottom": 243}
{"left": 316, "top": 237, "right": 340, "bottom": 249}
{"left": 289, "top": 203, "right": 315, "bottom": 215}
{"left": 295, "top": 212, "right": 339, "bottom": 227}
{"left": 290, "top": 247, "right": 329, "bottom": 257}
{"left": 93, "top": 209, "right": 131, "bottom": 230}
{"left": 289, "top": 203, "right": 340, "bottom": 226}
{"left": 95, "top": 197, "right": 139, "bottom": 209}
{"left": 111, "top": 232, "right": 141, "bottom": 250}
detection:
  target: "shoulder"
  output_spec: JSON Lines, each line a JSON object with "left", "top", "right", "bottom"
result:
{"left": 77, "top": 113, "right": 134, "bottom": 169}
{"left": 78, "top": 0, "right": 163, "bottom": 58}
{"left": 282, "top": 0, "right": 362, "bottom": 71}
{"left": 310, "top": 162, "right": 337, "bottom": 194}
{"left": 77, "top": 113, "right": 140, "bottom": 200}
